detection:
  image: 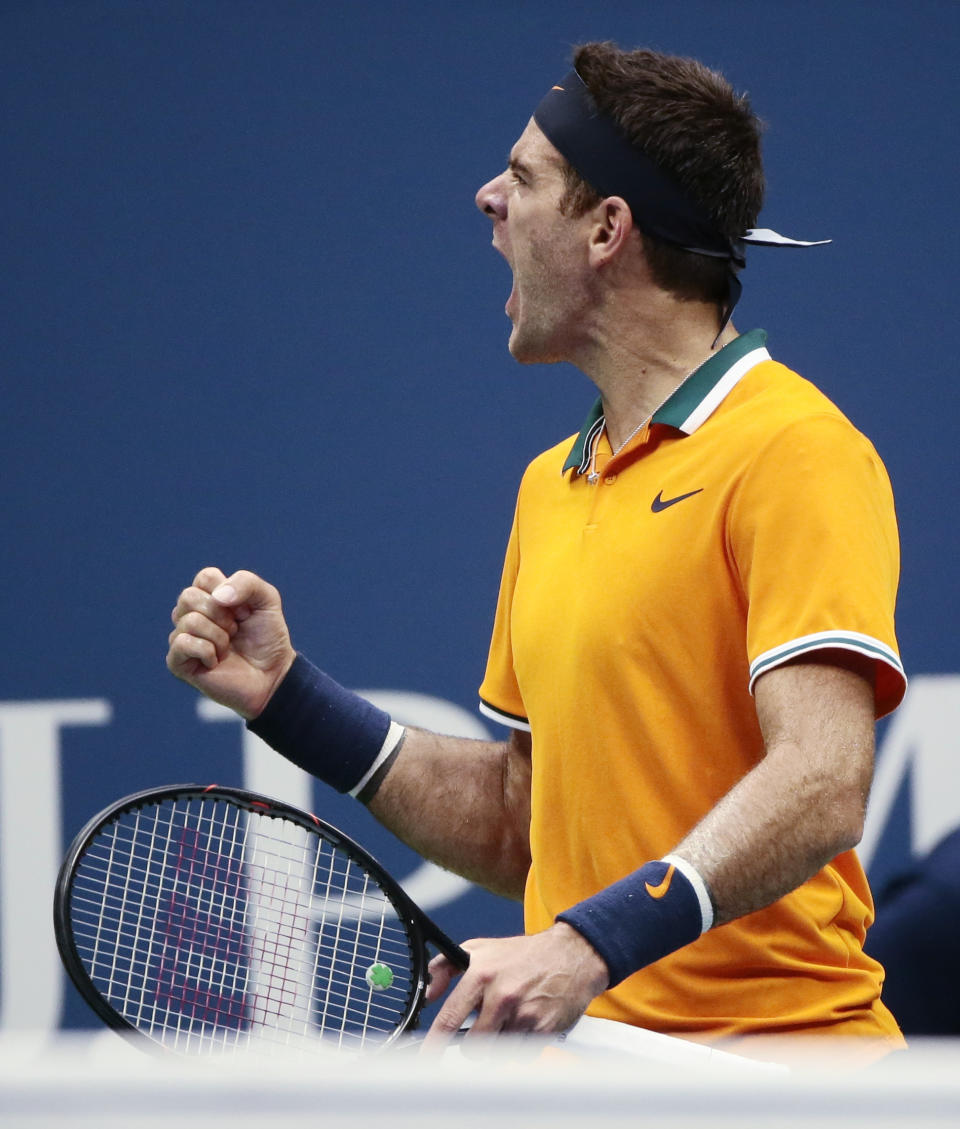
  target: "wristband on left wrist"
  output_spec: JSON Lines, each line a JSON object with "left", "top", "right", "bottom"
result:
{"left": 556, "top": 855, "right": 714, "bottom": 988}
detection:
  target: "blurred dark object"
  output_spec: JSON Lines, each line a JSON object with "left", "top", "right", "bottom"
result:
{"left": 866, "top": 828, "right": 960, "bottom": 1036}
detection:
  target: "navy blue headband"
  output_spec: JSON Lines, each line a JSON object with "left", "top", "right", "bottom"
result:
{"left": 533, "top": 70, "right": 828, "bottom": 327}
{"left": 534, "top": 69, "right": 745, "bottom": 264}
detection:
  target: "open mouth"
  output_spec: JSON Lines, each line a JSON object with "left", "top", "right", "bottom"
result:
{"left": 491, "top": 236, "right": 516, "bottom": 319}
{"left": 505, "top": 278, "right": 517, "bottom": 317}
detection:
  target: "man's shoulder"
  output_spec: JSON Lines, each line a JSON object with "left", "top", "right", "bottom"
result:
{"left": 729, "top": 355, "right": 872, "bottom": 448}
{"left": 719, "top": 358, "right": 894, "bottom": 503}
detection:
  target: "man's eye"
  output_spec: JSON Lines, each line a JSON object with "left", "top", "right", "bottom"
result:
{"left": 510, "top": 172, "right": 526, "bottom": 186}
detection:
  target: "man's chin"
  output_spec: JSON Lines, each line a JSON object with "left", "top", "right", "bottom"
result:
{"left": 508, "top": 321, "right": 544, "bottom": 363}
{"left": 508, "top": 330, "right": 559, "bottom": 365}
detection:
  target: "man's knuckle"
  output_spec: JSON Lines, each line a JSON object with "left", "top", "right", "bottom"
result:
{"left": 433, "top": 1010, "right": 460, "bottom": 1034}
{"left": 499, "top": 987, "right": 523, "bottom": 1011}
{"left": 176, "top": 586, "right": 202, "bottom": 613}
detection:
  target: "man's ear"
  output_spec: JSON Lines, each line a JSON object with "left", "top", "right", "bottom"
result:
{"left": 587, "top": 196, "right": 635, "bottom": 269}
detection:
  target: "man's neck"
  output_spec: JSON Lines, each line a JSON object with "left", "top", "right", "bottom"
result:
{"left": 576, "top": 298, "right": 739, "bottom": 450}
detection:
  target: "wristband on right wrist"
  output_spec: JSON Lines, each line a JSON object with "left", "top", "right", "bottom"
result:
{"left": 246, "top": 653, "right": 405, "bottom": 799}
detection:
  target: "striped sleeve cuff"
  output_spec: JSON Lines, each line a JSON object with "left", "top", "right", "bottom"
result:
{"left": 749, "top": 630, "right": 907, "bottom": 715}
{"left": 478, "top": 699, "right": 531, "bottom": 732}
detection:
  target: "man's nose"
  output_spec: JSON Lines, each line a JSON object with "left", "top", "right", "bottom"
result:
{"left": 475, "top": 174, "right": 507, "bottom": 220}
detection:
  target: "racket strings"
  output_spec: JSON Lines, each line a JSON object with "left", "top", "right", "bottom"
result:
{"left": 68, "top": 797, "right": 418, "bottom": 1053}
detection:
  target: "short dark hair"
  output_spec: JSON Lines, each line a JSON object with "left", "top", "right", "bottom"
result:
{"left": 559, "top": 42, "right": 766, "bottom": 306}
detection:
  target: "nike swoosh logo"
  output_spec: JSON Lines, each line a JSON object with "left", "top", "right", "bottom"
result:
{"left": 645, "top": 865, "right": 675, "bottom": 899}
{"left": 651, "top": 488, "right": 703, "bottom": 512}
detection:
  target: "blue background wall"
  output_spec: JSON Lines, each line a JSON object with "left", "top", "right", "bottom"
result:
{"left": 2, "top": 0, "right": 958, "bottom": 1032}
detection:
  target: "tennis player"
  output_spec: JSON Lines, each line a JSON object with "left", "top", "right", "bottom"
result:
{"left": 168, "top": 43, "right": 907, "bottom": 1062}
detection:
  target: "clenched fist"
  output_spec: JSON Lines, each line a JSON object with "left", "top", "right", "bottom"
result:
{"left": 167, "top": 566, "right": 296, "bottom": 719}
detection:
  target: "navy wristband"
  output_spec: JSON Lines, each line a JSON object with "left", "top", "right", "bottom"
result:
{"left": 556, "top": 856, "right": 713, "bottom": 987}
{"left": 246, "top": 653, "right": 403, "bottom": 797}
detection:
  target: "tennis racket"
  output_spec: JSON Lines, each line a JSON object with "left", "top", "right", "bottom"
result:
{"left": 54, "top": 783, "right": 469, "bottom": 1056}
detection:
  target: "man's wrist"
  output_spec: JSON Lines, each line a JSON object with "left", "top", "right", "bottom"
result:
{"left": 244, "top": 650, "right": 297, "bottom": 721}
{"left": 550, "top": 920, "right": 611, "bottom": 995}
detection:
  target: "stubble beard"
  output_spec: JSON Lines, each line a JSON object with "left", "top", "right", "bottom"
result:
{"left": 506, "top": 253, "right": 581, "bottom": 366}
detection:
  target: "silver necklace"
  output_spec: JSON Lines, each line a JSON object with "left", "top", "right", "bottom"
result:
{"left": 610, "top": 412, "right": 654, "bottom": 456}
{"left": 586, "top": 413, "right": 650, "bottom": 483}
{"left": 585, "top": 355, "right": 712, "bottom": 484}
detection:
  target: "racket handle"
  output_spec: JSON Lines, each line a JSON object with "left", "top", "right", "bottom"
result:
{"left": 449, "top": 942, "right": 470, "bottom": 970}
{"left": 429, "top": 924, "right": 470, "bottom": 970}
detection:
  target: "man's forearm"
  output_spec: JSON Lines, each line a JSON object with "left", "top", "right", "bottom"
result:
{"left": 674, "top": 737, "right": 870, "bottom": 927}
{"left": 674, "top": 655, "right": 875, "bottom": 927}
{"left": 367, "top": 726, "right": 533, "bottom": 900}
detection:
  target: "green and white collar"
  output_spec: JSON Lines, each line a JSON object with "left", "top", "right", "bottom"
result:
{"left": 563, "top": 329, "right": 771, "bottom": 476}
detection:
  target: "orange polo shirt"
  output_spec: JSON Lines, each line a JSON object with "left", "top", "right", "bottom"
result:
{"left": 479, "top": 330, "right": 906, "bottom": 1049}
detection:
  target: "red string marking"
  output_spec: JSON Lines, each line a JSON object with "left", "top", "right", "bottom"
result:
{"left": 153, "top": 824, "right": 248, "bottom": 1029}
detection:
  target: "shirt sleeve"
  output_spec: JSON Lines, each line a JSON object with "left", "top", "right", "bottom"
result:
{"left": 478, "top": 499, "right": 530, "bottom": 731}
{"left": 729, "top": 411, "right": 906, "bottom": 718}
